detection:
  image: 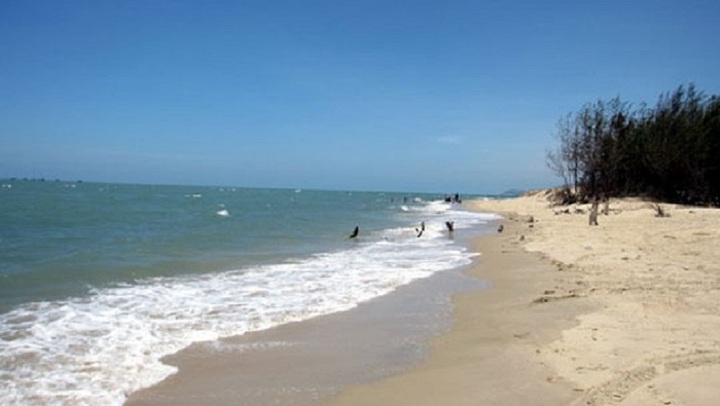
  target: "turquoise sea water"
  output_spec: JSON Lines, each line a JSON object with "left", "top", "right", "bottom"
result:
{"left": 0, "top": 180, "right": 499, "bottom": 405}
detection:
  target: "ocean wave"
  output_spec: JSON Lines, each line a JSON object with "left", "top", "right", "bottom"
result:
{"left": 0, "top": 209, "right": 489, "bottom": 405}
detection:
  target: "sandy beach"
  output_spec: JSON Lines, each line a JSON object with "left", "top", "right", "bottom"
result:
{"left": 329, "top": 193, "right": 720, "bottom": 406}
{"left": 127, "top": 193, "right": 720, "bottom": 406}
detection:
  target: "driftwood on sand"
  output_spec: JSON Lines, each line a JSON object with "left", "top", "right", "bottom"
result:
{"left": 588, "top": 199, "right": 599, "bottom": 226}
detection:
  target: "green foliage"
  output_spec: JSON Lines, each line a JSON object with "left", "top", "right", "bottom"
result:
{"left": 547, "top": 84, "right": 720, "bottom": 205}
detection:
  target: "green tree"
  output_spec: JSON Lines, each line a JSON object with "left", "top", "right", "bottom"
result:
{"left": 547, "top": 84, "right": 720, "bottom": 205}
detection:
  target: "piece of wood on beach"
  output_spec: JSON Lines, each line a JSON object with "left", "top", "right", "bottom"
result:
{"left": 653, "top": 203, "right": 670, "bottom": 218}
{"left": 588, "top": 200, "right": 599, "bottom": 226}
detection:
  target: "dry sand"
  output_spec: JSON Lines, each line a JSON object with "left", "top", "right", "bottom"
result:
{"left": 328, "top": 194, "right": 720, "bottom": 406}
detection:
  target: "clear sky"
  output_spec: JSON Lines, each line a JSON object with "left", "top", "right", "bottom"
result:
{"left": 1, "top": 0, "right": 718, "bottom": 194}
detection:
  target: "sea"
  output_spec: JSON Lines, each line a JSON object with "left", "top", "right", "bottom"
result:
{"left": 0, "top": 180, "right": 500, "bottom": 405}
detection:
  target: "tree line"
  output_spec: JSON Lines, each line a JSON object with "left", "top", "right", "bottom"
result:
{"left": 547, "top": 84, "right": 720, "bottom": 206}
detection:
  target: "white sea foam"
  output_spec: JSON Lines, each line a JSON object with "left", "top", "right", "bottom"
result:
{"left": 0, "top": 202, "right": 499, "bottom": 405}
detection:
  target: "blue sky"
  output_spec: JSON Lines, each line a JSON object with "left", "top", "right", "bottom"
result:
{"left": 1, "top": 0, "right": 718, "bottom": 194}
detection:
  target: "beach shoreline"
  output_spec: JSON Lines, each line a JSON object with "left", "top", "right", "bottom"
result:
{"left": 328, "top": 193, "right": 720, "bottom": 406}
{"left": 126, "top": 197, "right": 589, "bottom": 406}
{"left": 124, "top": 232, "right": 492, "bottom": 406}
{"left": 128, "top": 193, "right": 720, "bottom": 405}
{"left": 326, "top": 200, "right": 589, "bottom": 406}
